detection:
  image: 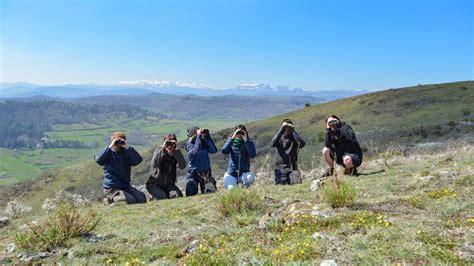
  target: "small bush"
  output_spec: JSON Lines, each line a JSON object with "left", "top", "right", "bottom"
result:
{"left": 218, "top": 188, "right": 264, "bottom": 217}
{"left": 321, "top": 179, "right": 357, "bottom": 208}
{"left": 4, "top": 200, "right": 32, "bottom": 218}
{"left": 14, "top": 203, "right": 100, "bottom": 252}
{"left": 42, "top": 190, "right": 91, "bottom": 212}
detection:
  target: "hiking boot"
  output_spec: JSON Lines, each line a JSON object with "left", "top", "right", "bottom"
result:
{"left": 344, "top": 167, "right": 358, "bottom": 176}
{"left": 103, "top": 197, "right": 112, "bottom": 206}
{"left": 321, "top": 168, "right": 334, "bottom": 178}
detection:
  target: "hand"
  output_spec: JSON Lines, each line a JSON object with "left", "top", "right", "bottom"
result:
{"left": 109, "top": 137, "right": 118, "bottom": 148}
{"left": 327, "top": 118, "right": 339, "bottom": 131}
{"left": 231, "top": 129, "right": 242, "bottom": 139}
{"left": 119, "top": 139, "right": 129, "bottom": 149}
{"left": 242, "top": 131, "right": 248, "bottom": 142}
{"left": 282, "top": 122, "right": 291, "bottom": 128}
{"left": 196, "top": 128, "right": 202, "bottom": 136}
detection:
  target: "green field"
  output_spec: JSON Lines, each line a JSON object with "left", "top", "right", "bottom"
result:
{"left": 0, "top": 117, "right": 239, "bottom": 186}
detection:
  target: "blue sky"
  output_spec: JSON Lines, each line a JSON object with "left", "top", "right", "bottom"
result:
{"left": 0, "top": 0, "right": 472, "bottom": 90}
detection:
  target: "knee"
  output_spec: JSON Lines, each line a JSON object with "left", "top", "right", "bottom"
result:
{"left": 241, "top": 172, "right": 256, "bottom": 188}
{"left": 322, "top": 147, "right": 330, "bottom": 155}
{"left": 185, "top": 179, "right": 199, "bottom": 196}
{"left": 223, "top": 173, "right": 238, "bottom": 190}
{"left": 343, "top": 155, "right": 353, "bottom": 168}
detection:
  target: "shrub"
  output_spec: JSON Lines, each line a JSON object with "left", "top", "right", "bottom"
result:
{"left": 321, "top": 179, "right": 357, "bottom": 208}
{"left": 4, "top": 200, "right": 32, "bottom": 218}
{"left": 42, "top": 190, "right": 91, "bottom": 212}
{"left": 218, "top": 188, "right": 264, "bottom": 217}
{"left": 14, "top": 203, "right": 100, "bottom": 252}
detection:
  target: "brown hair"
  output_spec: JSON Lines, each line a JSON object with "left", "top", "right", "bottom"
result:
{"left": 282, "top": 118, "right": 293, "bottom": 124}
{"left": 325, "top": 114, "right": 340, "bottom": 123}
{"left": 164, "top": 133, "right": 177, "bottom": 142}
{"left": 110, "top": 132, "right": 126, "bottom": 141}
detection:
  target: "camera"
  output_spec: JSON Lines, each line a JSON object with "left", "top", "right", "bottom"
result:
{"left": 201, "top": 129, "right": 209, "bottom": 135}
{"left": 328, "top": 120, "right": 340, "bottom": 126}
{"left": 115, "top": 139, "right": 125, "bottom": 145}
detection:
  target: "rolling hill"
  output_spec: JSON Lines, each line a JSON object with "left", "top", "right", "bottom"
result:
{"left": 1, "top": 81, "right": 472, "bottom": 208}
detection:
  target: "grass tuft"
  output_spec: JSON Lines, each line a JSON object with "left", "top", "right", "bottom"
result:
{"left": 321, "top": 179, "right": 357, "bottom": 208}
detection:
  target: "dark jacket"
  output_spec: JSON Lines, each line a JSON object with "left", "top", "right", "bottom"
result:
{"left": 94, "top": 146, "right": 143, "bottom": 189}
{"left": 148, "top": 149, "right": 186, "bottom": 188}
{"left": 221, "top": 138, "right": 256, "bottom": 177}
{"left": 270, "top": 127, "right": 306, "bottom": 169}
{"left": 185, "top": 135, "right": 217, "bottom": 176}
{"left": 324, "top": 122, "right": 362, "bottom": 157}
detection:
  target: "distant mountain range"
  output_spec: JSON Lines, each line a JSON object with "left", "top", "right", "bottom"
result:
{"left": 0, "top": 81, "right": 369, "bottom": 100}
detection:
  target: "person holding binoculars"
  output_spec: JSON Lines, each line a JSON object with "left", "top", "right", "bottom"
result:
{"left": 221, "top": 124, "right": 257, "bottom": 189}
{"left": 95, "top": 132, "right": 146, "bottom": 205}
{"left": 184, "top": 126, "right": 218, "bottom": 196}
{"left": 146, "top": 133, "right": 186, "bottom": 200}
{"left": 271, "top": 119, "right": 306, "bottom": 185}
{"left": 322, "top": 114, "right": 363, "bottom": 177}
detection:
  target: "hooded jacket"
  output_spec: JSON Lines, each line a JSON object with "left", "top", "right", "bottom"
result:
{"left": 148, "top": 148, "right": 186, "bottom": 188}
{"left": 324, "top": 122, "right": 362, "bottom": 158}
{"left": 221, "top": 138, "right": 256, "bottom": 178}
{"left": 185, "top": 135, "right": 217, "bottom": 175}
{"left": 94, "top": 146, "right": 143, "bottom": 189}
{"left": 270, "top": 127, "right": 306, "bottom": 169}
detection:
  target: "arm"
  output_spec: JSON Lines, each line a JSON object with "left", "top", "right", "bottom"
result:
{"left": 246, "top": 140, "right": 257, "bottom": 158}
{"left": 150, "top": 149, "right": 165, "bottom": 168}
{"left": 188, "top": 137, "right": 203, "bottom": 155}
{"left": 94, "top": 146, "right": 112, "bottom": 166}
{"left": 221, "top": 138, "right": 233, "bottom": 154}
{"left": 174, "top": 150, "right": 187, "bottom": 170}
{"left": 205, "top": 136, "right": 218, "bottom": 154}
{"left": 324, "top": 129, "right": 333, "bottom": 148}
{"left": 339, "top": 124, "right": 357, "bottom": 142}
{"left": 125, "top": 147, "right": 143, "bottom": 166}
{"left": 270, "top": 127, "right": 284, "bottom": 147}
{"left": 293, "top": 131, "right": 306, "bottom": 149}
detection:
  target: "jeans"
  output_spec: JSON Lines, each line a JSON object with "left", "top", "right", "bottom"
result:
{"left": 223, "top": 172, "right": 256, "bottom": 189}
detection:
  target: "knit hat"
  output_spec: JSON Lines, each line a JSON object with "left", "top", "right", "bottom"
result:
{"left": 187, "top": 126, "right": 199, "bottom": 138}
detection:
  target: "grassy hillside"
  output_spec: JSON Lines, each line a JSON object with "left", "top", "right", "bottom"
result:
{"left": 0, "top": 142, "right": 472, "bottom": 264}
{"left": 1, "top": 81, "right": 472, "bottom": 207}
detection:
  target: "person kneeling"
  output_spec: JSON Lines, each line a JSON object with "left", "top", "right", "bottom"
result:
{"left": 221, "top": 125, "right": 257, "bottom": 189}
{"left": 146, "top": 134, "right": 186, "bottom": 200}
{"left": 95, "top": 132, "right": 146, "bottom": 205}
{"left": 322, "top": 115, "right": 363, "bottom": 177}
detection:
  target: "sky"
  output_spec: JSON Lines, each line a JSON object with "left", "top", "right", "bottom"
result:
{"left": 0, "top": 0, "right": 472, "bottom": 91}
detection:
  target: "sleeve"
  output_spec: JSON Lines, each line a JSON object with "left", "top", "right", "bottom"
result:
{"left": 293, "top": 131, "right": 306, "bottom": 149}
{"left": 94, "top": 146, "right": 112, "bottom": 166}
{"left": 246, "top": 140, "right": 257, "bottom": 158}
{"left": 324, "top": 129, "right": 333, "bottom": 148}
{"left": 125, "top": 147, "right": 143, "bottom": 166}
{"left": 221, "top": 138, "right": 233, "bottom": 154}
{"left": 188, "top": 137, "right": 202, "bottom": 155}
{"left": 174, "top": 150, "right": 187, "bottom": 170}
{"left": 206, "top": 136, "right": 218, "bottom": 154}
{"left": 270, "top": 127, "right": 284, "bottom": 147}
{"left": 339, "top": 124, "right": 357, "bottom": 142}
{"left": 151, "top": 149, "right": 164, "bottom": 168}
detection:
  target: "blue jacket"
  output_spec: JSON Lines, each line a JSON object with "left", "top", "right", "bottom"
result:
{"left": 221, "top": 138, "right": 256, "bottom": 178}
{"left": 185, "top": 135, "right": 217, "bottom": 176}
{"left": 94, "top": 146, "right": 143, "bottom": 189}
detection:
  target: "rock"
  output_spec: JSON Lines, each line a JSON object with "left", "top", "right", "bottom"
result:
{"left": 311, "top": 232, "right": 337, "bottom": 242}
{"left": 67, "top": 251, "right": 75, "bottom": 260}
{"left": 0, "top": 256, "right": 7, "bottom": 262}
{"left": 0, "top": 217, "right": 9, "bottom": 227}
{"left": 5, "top": 243, "right": 16, "bottom": 253}
{"left": 19, "top": 220, "right": 39, "bottom": 230}
{"left": 85, "top": 234, "right": 110, "bottom": 243}
{"left": 438, "top": 170, "right": 459, "bottom": 179}
{"left": 178, "top": 239, "right": 200, "bottom": 257}
{"left": 283, "top": 202, "right": 329, "bottom": 225}
{"left": 320, "top": 259, "right": 337, "bottom": 266}
{"left": 310, "top": 179, "right": 322, "bottom": 192}
{"left": 18, "top": 252, "right": 50, "bottom": 262}
{"left": 418, "top": 175, "right": 435, "bottom": 181}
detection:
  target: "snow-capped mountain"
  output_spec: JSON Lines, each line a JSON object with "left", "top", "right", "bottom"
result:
{"left": 0, "top": 81, "right": 369, "bottom": 100}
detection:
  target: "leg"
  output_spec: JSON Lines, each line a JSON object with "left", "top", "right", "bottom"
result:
{"left": 240, "top": 172, "right": 256, "bottom": 188}
{"left": 322, "top": 147, "right": 334, "bottom": 168}
{"left": 223, "top": 172, "right": 238, "bottom": 190}
{"left": 125, "top": 186, "right": 147, "bottom": 204}
{"left": 274, "top": 167, "right": 290, "bottom": 185}
{"left": 185, "top": 178, "right": 199, "bottom": 197}
{"left": 147, "top": 183, "right": 168, "bottom": 200}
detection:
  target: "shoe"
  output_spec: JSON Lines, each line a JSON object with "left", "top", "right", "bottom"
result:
{"left": 321, "top": 168, "right": 334, "bottom": 178}
{"left": 344, "top": 167, "right": 358, "bottom": 176}
{"left": 103, "top": 197, "right": 112, "bottom": 206}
